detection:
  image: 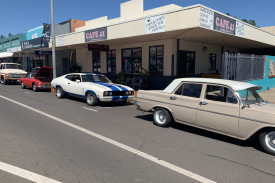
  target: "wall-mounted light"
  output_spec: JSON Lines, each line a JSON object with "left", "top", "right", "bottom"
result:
{"left": 203, "top": 46, "right": 207, "bottom": 52}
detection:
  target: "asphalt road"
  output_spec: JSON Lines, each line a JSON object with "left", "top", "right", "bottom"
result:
{"left": 0, "top": 83, "right": 274, "bottom": 183}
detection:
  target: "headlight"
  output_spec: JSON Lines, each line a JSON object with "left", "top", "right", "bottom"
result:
{"left": 103, "top": 91, "right": 108, "bottom": 96}
{"left": 37, "top": 81, "right": 41, "bottom": 85}
{"left": 7, "top": 73, "right": 11, "bottom": 77}
{"left": 125, "top": 91, "right": 129, "bottom": 95}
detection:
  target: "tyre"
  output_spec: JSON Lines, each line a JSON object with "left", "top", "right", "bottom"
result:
{"left": 56, "top": 87, "right": 65, "bottom": 99}
{"left": 21, "top": 82, "right": 26, "bottom": 89}
{"left": 1, "top": 76, "right": 7, "bottom": 85}
{"left": 153, "top": 107, "right": 172, "bottom": 127}
{"left": 259, "top": 129, "right": 275, "bottom": 155}
{"left": 32, "top": 83, "right": 38, "bottom": 92}
{"left": 86, "top": 92, "right": 98, "bottom": 106}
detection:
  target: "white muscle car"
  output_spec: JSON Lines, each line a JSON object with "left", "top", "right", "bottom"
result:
{"left": 135, "top": 78, "right": 275, "bottom": 155}
{"left": 0, "top": 63, "right": 27, "bottom": 84}
{"left": 51, "top": 73, "right": 134, "bottom": 106}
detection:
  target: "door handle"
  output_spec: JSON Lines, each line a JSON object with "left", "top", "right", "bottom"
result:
{"left": 199, "top": 101, "right": 208, "bottom": 105}
{"left": 68, "top": 83, "right": 70, "bottom": 84}
{"left": 170, "top": 96, "right": 177, "bottom": 100}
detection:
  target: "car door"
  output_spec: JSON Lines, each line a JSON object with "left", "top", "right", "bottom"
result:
{"left": 169, "top": 82, "right": 203, "bottom": 125}
{"left": 66, "top": 74, "right": 83, "bottom": 96}
{"left": 197, "top": 84, "right": 239, "bottom": 137}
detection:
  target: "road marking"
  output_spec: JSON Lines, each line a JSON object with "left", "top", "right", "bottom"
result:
{"left": 0, "top": 161, "right": 62, "bottom": 183}
{"left": 98, "top": 107, "right": 112, "bottom": 109}
{"left": 0, "top": 95, "right": 216, "bottom": 183}
{"left": 24, "top": 92, "right": 31, "bottom": 95}
{"left": 82, "top": 107, "right": 98, "bottom": 112}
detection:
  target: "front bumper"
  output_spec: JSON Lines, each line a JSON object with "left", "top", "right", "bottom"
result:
{"left": 100, "top": 96, "right": 134, "bottom": 102}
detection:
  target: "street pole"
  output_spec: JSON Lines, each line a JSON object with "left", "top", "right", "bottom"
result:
{"left": 50, "top": 0, "right": 56, "bottom": 78}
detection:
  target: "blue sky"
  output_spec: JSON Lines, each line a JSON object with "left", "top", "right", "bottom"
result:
{"left": 0, "top": 0, "right": 274, "bottom": 37}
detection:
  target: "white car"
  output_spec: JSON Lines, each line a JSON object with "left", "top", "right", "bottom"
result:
{"left": 0, "top": 63, "right": 27, "bottom": 84}
{"left": 51, "top": 73, "right": 134, "bottom": 106}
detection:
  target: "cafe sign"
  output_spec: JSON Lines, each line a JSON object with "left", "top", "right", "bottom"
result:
{"left": 85, "top": 27, "right": 107, "bottom": 43}
{"left": 199, "top": 7, "right": 244, "bottom": 37}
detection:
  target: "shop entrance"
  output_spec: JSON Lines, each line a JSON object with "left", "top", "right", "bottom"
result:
{"left": 178, "top": 50, "right": 196, "bottom": 77}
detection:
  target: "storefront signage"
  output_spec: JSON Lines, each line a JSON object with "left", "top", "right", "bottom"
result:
{"left": 35, "top": 50, "right": 52, "bottom": 55}
{"left": 235, "top": 21, "right": 244, "bottom": 37}
{"left": 58, "top": 36, "right": 66, "bottom": 46}
{"left": 7, "top": 46, "right": 21, "bottom": 53}
{"left": 21, "top": 37, "right": 48, "bottom": 50}
{"left": 214, "top": 13, "right": 236, "bottom": 35}
{"left": 199, "top": 7, "right": 214, "bottom": 30}
{"left": 199, "top": 7, "right": 245, "bottom": 37}
{"left": 145, "top": 14, "right": 166, "bottom": 34}
{"left": 85, "top": 27, "right": 107, "bottom": 43}
{"left": 88, "top": 44, "right": 109, "bottom": 51}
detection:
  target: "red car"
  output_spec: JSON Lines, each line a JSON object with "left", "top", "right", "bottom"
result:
{"left": 20, "top": 67, "right": 53, "bottom": 92}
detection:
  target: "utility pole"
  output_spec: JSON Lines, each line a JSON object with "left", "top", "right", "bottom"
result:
{"left": 51, "top": 0, "right": 57, "bottom": 78}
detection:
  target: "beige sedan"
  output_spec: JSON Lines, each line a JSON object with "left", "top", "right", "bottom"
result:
{"left": 135, "top": 78, "right": 275, "bottom": 155}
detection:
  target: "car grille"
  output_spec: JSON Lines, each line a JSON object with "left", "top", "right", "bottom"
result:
{"left": 10, "top": 74, "right": 26, "bottom": 78}
{"left": 111, "top": 91, "right": 131, "bottom": 96}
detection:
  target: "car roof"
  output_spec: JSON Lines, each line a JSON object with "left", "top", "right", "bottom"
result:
{"left": 66, "top": 73, "right": 104, "bottom": 76}
{"left": 1, "top": 63, "right": 20, "bottom": 65}
{"left": 163, "top": 78, "right": 261, "bottom": 93}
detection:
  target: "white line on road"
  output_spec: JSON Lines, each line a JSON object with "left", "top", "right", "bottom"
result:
{"left": 24, "top": 92, "right": 31, "bottom": 95}
{"left": 0, "top": 95, "right": 216, "bottom": 183}
{"left": 82, "top": 106, "right": 98, "bottom": 112}
{"left": 0, "top": 161, "right": 62, "bottom": 183}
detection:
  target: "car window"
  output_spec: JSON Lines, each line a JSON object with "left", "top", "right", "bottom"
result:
{"left": 205, "top": 85, "right": 238, "bottom": 104}
{"left": 65, "top": 75, "right": 73, "bottom": 81}
{"left": 174, "top": 83, "right": 202, "bottom": 98}
{"left": 71, "top": 75, "right": 81, "bottom": 82}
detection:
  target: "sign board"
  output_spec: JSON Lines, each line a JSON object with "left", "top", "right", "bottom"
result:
{"left": 35, "top": 50, "right": 52, "bottom": 55}
{"left": 235, "top": 21, "right": 244, "bottom": 37}
{"left": 145, "top": 14, "right": 166, "bottom": 34}
{"left": 199, "top": 7, "right": 245, "bottom": 37}
{"left": 58, "top": 36, "right": 66, "bottom": 46}
{"left": 88, "top": 44, "right": 109, "bottom": 51}
{"left": 7, "top": 46, "right": 21, "bottom": 53}
{"left": 21, "top": 37, "right": 48, "bottom": 50}
{"left": 199, "top": 7, "right": 214, "bottom": 30}
{"left": 85, "top": 27, "right": 107, "bottom": 43}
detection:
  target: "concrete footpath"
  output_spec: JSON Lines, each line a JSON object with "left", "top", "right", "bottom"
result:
{"left": 259, "top": 88, "right": 275, "bottom": 103}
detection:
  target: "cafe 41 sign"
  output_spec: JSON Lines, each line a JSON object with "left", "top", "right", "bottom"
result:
{"left": 85, "top": 27, "right": 107, "bottom": 43}
{"left": 199, "top": 7, "right": 244, "bottom": 37}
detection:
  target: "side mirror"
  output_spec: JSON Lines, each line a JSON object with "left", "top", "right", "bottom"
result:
{"left": 76, "top": 79, "right": 80, "bottom": 83}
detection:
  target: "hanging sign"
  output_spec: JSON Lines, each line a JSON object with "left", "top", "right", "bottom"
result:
{"left": 145, "top": 14, "right": 166, "bottom": 34}
{"left": 88, "top": 44, "right": 109, "bottom": 51}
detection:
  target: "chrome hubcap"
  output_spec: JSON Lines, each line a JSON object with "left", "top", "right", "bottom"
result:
{"left": 57, "top": 89, "right": 61, "bottom": 97}
{"left": 87, "top": 94, "right": 93, "bottom": 104}
{"left": 155, "top": 111, "right": 166, "bottom": 124}
{"left": 265, "top": 131, "right": 275, "bottom": 151}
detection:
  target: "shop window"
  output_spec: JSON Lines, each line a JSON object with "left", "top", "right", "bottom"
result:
{"left": 122, "top": 48, "right": 142, "bottom": 74}
{"left": 209, "top": 54, "right": 216, "bottom": 70}
{"left": 149, "top": 45, "right": 164, "bottom": 74}
{"left": 93, "top": 51, "right": 101, "bottom": 73}
{"left": 107, "top": 50, "right": 116, "bottom": 73}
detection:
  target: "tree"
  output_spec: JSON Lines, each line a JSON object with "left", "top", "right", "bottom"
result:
{"left": 226, "top": 13, "right": 259, "bottom": 27}
{"left": 0, "top": 35, "right": 5, "bottom": 39}
{"left": 8, "top": 33, "right": 13, "bottom": 37}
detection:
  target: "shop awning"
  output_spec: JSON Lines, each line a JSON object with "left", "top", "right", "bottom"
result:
{"left": 0, "top": 52, "right": 14, "bottom": 58}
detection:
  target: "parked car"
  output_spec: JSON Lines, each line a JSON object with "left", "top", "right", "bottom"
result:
{"left": 0, "top": 63, "right": 27, "bottom": 84}
{"left": 51, "top": 73, "right": 134, "bottom": 106}
{"left": 135, "top": 78, "right": 275, "bottom": 155}
{"left": 19, "top": 67, "right": 53, "bottom": 92}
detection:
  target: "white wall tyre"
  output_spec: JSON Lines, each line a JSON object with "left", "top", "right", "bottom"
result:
{"left": 259, "top": 129, "right": 275, "bottom": 155}
{"left": 153, "top": 107, "right": 172, "bottom": 127}
{"left": 21, "top": 82, "right": 26, "bottom": 89}
{"left": 86, "top": 92, "right": 98, "bottom": 106}
{"left": 56, "top": 87, "right": 65, "bottom": 99}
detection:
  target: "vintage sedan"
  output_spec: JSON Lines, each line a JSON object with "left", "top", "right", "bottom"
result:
{"left": 135, "top": 78, "right": 275, "bottom": 155}
{"left": 20, "top": 67, "right": 53, "bottom": 92}
{"left": 51, "top": 73, "right": 134, "bottom": 106}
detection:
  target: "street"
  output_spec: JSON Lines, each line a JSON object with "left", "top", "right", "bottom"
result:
{"left": 0, "top": 84, "right": 274, "bottom": 183}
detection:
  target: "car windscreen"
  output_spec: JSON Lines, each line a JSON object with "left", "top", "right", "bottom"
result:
{"left": 237, "top": 88, "right": 264, "bottom": 104}
{"left": 81, "top": 75, "right": 110, "bottom": 83}
{"left": 4, "top": 64, "right": 22, "bottom": 69}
